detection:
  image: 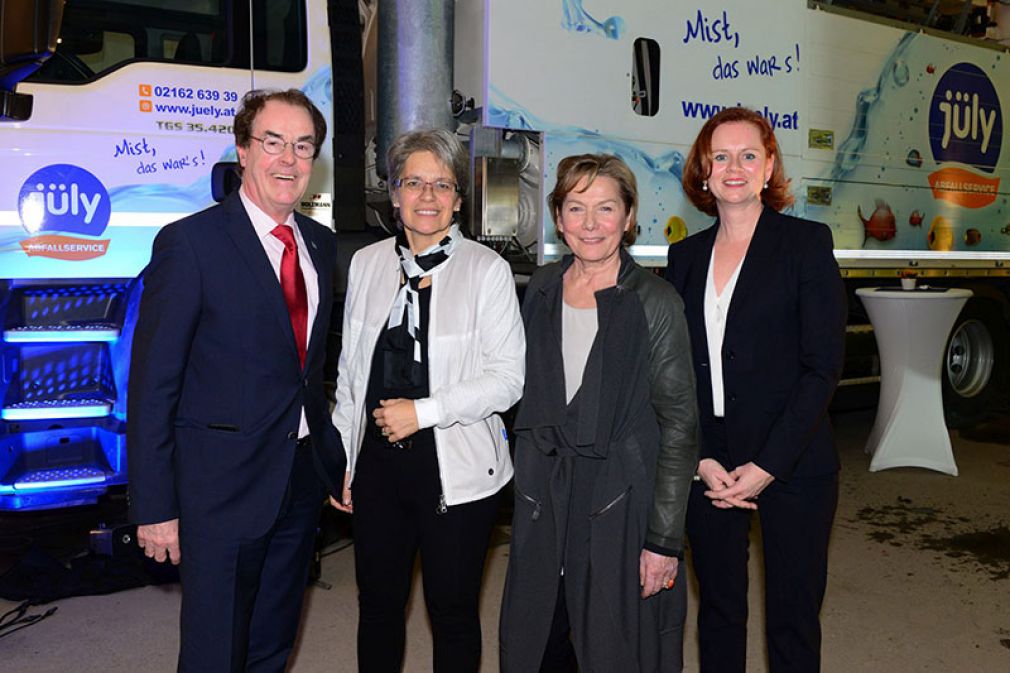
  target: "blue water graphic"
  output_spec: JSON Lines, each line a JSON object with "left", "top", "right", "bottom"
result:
{"left": 561, "top": 0, "right": 624, "bottom": 40}
{"left": 892, "top": 59, "right": 909, "bottom": 87}
{"left": 109, "top": 180, "right": 213, "bottom": 213}
{"left": 490, "top": 86, "right": 698, "bottom": 258}
{"left": 489, "top": 85, "right": 685, "bottom": 182}
{"left": 830, "top": 33, "right": 915, "bottom": 182}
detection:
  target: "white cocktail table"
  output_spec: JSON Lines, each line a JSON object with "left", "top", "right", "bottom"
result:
{"left": 856, "top": 287, "right": 972, "bottom": 475}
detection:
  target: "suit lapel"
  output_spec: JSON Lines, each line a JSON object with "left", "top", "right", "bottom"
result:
{"left": 686, "top": 224, "right": 717, "bottom": 350}
{"left": 222, "top": 193, "right": 302, "bottom": 365}
{"left": 297, "top": 215, "right": 331, "bottom": 369}
{"left": 725, "top": 207, "right": 780, "bottom": 331}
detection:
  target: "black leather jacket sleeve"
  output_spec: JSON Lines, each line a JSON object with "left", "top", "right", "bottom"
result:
{"left": 623, "top": 265, "right": 700, "bottom": 555}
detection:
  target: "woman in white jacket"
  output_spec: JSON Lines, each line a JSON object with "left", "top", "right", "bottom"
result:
{"left": 330, "top": 128, "right": 525, "bottom": 673}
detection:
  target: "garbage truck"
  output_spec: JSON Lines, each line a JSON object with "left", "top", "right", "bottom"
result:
{"left": 0, "top": 0, "right": 1008, "bottom": 510}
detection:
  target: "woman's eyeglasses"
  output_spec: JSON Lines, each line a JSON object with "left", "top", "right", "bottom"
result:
{"left": 394, "top": 177, "right": 459, "bottom": 195}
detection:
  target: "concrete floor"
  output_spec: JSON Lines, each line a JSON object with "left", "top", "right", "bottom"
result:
{"left": 2, "top": 409, "right": 1009, "bottom": 672}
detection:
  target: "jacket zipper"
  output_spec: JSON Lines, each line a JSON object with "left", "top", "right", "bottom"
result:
{"left": 590, "top": 487, "right": 631, "bottom": 519}
{"left": 424, "top": 270, "right": 450, "bottom": 517}
{"left": 516, "top": 490, "right": 542, "bottom": 521}
{"left": 485, "top": 418, "right": 503, "bottom": 463}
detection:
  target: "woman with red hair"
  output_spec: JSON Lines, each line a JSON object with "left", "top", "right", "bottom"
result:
{"left": 666, "top": 107, "right": 847, "bottom": 672}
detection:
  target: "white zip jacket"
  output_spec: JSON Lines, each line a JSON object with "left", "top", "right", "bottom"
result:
{"left": 332, "top": 236, "right": 525, "bottom": 506}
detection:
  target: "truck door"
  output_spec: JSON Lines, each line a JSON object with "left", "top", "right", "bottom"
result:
{"left": 0, "top": 0, "right": 334, "bottom": 511}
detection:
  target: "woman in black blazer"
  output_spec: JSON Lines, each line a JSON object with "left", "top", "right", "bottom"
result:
{"left": 665, "top": 107, "right": 846, "bottom": 672}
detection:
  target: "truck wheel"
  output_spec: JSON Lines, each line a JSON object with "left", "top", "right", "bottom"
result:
{"left": 942, "top": 299, "right": 1008, "bottom": 429}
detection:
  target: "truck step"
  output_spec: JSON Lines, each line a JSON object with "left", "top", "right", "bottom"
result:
{"left": 1, "top": 399, "right": 113, "bottom": 421}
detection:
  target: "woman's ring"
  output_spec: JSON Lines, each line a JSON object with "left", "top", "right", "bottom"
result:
{"left": 664, "top": 578, "right": 675, "bottom": 590}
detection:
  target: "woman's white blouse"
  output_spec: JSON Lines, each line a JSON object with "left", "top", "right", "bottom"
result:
{"left": 704, "top": 247, "right": 745, "bottom": 417}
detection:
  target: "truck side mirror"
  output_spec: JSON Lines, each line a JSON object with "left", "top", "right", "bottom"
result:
{"left": 212, "top": 162, "right": 242, "bottom": 202}
{"left": 0, "top": 0, "right": 65, "bottom": 121}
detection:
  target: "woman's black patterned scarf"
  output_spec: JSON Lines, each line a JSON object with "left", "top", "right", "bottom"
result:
{"left": 387, "top": 223, "right": 462, "bottom": 362}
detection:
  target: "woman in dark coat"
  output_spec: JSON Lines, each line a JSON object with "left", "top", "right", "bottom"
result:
{"left": 665, "top": 107, "right": 847, "bottom": 672}
{"left": 500, "top": 154, "right": 698, "bottom": 673}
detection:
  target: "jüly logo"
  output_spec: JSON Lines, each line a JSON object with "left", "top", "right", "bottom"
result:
{"left": 17, "top": 165, "right": 112, "bottom": 260}
{"left": 938, "top": 89, "right": 996, "bottom": 155}
{"left": 929, "top": 63, "right": 1002, "bottom": 173}
{"left": 18, "top": 164, "right": 111, "bottom": 235}
{"left": 928, "top": 63, "right": 1002, "bottom": 209}
{"left": 23, "top": 183, "right": 103, "bottom": 226}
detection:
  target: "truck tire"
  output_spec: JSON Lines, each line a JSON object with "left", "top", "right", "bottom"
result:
{"left": 942, "top": 298, "right": 1009, "bottom": 429}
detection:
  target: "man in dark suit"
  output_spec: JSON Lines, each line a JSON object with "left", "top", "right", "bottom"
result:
{"left": 127, "top": 89, "right": 345, "bottom": 672}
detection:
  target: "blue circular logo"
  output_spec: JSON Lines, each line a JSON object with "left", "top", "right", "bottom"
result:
{"left": 928, "top": 63, "right": 1002, "bottom": 173}
{"left": 18, "top": 164, "right": 111, "bottom": 236}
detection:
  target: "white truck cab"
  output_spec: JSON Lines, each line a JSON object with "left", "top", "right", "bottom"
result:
{"left": 0, "top": 0, "right": 340, "bottom": 510}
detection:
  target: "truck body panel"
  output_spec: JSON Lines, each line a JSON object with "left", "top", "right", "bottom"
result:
{"left": 478, "top": 0, "right": 1009, "bottom": 266}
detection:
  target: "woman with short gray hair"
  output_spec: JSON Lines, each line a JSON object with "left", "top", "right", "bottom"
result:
{"left": 385, "top": 127, "right": 470, "bottom": 201}
{"left": 330, "top": 128, "right": 525, "bottom": 673}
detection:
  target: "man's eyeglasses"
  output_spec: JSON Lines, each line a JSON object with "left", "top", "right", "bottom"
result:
{"left": 393, "top": 177, "right": 459, "bottom": 195}
{"left": 250, "top": 135, "right": 316, "bottom": 159}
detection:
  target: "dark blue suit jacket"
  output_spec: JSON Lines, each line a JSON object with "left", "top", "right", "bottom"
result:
{"left": 127, "top": 192, "right": 345, "bottom": 538}
{"left": 665, "top": 207, "right": 846, "bottom": 481}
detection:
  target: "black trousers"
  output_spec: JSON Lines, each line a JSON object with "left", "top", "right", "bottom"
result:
{"left": 687, "top": 469, "right": 837, "bottom": 673}
{"left": 538, "top": 578, "right": 578, "bottom": 673}
{"left": 352, "top": 437, "right": 500, "bottom": 673}
{"left": 177, "top": 440, "right": 324, "bottom": 673}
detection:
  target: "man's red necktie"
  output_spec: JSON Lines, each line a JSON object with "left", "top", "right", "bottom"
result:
{"left": 271, "top": 224, "right": 308, "bottom": 368}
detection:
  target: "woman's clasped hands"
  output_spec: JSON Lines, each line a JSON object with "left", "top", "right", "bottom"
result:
{"left": 697, "top": 458, "right": 774, "bottom": 510}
